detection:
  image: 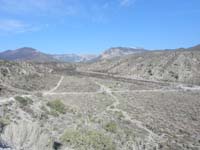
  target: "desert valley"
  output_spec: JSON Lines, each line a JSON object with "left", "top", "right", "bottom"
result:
{"left": 0, "top": 45, "right": 200, "bottom": 150}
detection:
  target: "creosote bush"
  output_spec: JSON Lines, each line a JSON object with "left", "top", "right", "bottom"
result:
{"left": 47, "top": 99, "right": 66, "bottom": 114}
{"left": 61, "top": 129, "right": 116, "bottom": 150}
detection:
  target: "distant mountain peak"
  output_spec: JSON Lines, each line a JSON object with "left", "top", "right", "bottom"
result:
{"left": 17, "top": 47, "right": 37, "bottom": 50}
{"left": 188, "top": 44, "right": 200, "bottom": 51}
{"left": 0, "top": 47, "right": 57, "bottom": 62}
{"left": 15, "top": 47, "right": 38, "bottom": 53}
{"left": 100, "top": 47, "right": 147, "bottom": 60}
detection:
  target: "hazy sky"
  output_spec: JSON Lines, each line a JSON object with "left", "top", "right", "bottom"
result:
{"left": 0, "top": 0, "right": 199, "bottom": 54}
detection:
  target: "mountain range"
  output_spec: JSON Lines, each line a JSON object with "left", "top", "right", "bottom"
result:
{"left": 0, "top": 47, "right": 147, "bottom": 63}
{"left": 0, "top": 45, "right": 200, "bottom": 63}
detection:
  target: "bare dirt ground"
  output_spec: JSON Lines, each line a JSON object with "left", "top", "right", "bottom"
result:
{"left": 0, "top": 71, "right": 200, "bottom": 150}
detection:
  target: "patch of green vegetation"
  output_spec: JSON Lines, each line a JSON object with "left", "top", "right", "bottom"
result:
{"left": 61, "top": 129, "right": 115, "bottom": 150}
{"left": 104, "top": 121, "right": 117, "bottom": 133}
{"left": 39, "top": 105, "right": 52, "bottom": 119}
{"left": 0, "top": 117, "right": 10, "bottom": 133}
{"left": 47, "top": 100, "right": 66, "bottom": 114}
{"left": 15, "top": 96, "right": 33, "bottom": 107}
{"left": 0, "top": 118, "right": 10, "bottom": 126}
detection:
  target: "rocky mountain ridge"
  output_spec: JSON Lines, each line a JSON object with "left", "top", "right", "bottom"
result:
{"left": 1, "top": 45, "right": 200, "bottom": 63}
{"left": 0, "top": 47, "right": 147, "bottom": 63}
{"left": 98, "top": 47, "right": 147, "bottom": 60}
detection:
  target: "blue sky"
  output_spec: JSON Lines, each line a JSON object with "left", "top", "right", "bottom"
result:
{"left": 0, "top": 0, "right": 199, "bottom": 54}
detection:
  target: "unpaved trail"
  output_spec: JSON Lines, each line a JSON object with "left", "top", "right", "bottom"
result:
{"left": 176, "top": 84, "right": 200, "bottom": 91}
{"left": 44, "top": 76, "right": 64, "bottom": 95}
{"left": 48, "top": 76, "right": 64, "bottom": 93}
{"left": 1, "top": 74, "right": 200, "bottom": 105}
{"left": 0, "top": 76, "right": 64, "bottom": 105}
{"left": 40, "top": 74, "right": 200, "bottom": 96}
{"left": 95, "top": 81, "right": 163, "bottom": 144}
{"left": 46, "top": 91, "right": 101, "bottom": 95}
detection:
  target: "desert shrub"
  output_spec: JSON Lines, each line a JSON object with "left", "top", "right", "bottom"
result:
{"left": 41, "top": 104, "right": 61, "bottom": 117}
{"left": 115, "top": 111, "right": 124, "bottom": 120}
{"left": 49, "top": 109, "right": 59, "bottom": 117}
{"left": 148, "top": 69, "right": 153, "bottom": 76}
{"left": 169, "top": 71, "right": 179, "bottom": 80}
{"left": 104, "top": 121, "right": 117, "bottom": 133}
{"left": 0, "top": 117, "right": 10, "bottom": 133}
{"left": 61, "top": 129, "right": 115, "bottom": 150}
{"left": 15, "top": 96, "right": 33, "bottom": 107}
{"left": 47, "top": 100, "right": 66, "bottom": 114}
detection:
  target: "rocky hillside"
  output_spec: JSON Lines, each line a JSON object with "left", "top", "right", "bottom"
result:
{"left": 0, "top": 61, "right": 64, "bottom": 96}
{"left": 188, "top": 44, "right": 200, "bottom": 51}
{"left": 80, "top": 45, "right": 200, "bottom": 85}
{"left": 97, "top": 47, "right": 147, "bottom": 60}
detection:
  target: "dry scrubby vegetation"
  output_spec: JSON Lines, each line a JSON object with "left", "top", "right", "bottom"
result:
{"left": 81, "top": 49, "right": 200, "bottom": 85}
{"left": 104, "top": 121, "right": 118, "bottom": 133}
{"left": 15, "top": 96, "right": 33, "bottom": 107}
{"left": 1, "top": 56, "right": 200, "bottom": 150}
{"left": 0, "top": 117, "right": 10, "bottom": 133}
{"left": 61, "top": 129, "right": 116, "bottom": 150}
{"left": 47, "top": 99, "right": 66, "bottom": 114}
